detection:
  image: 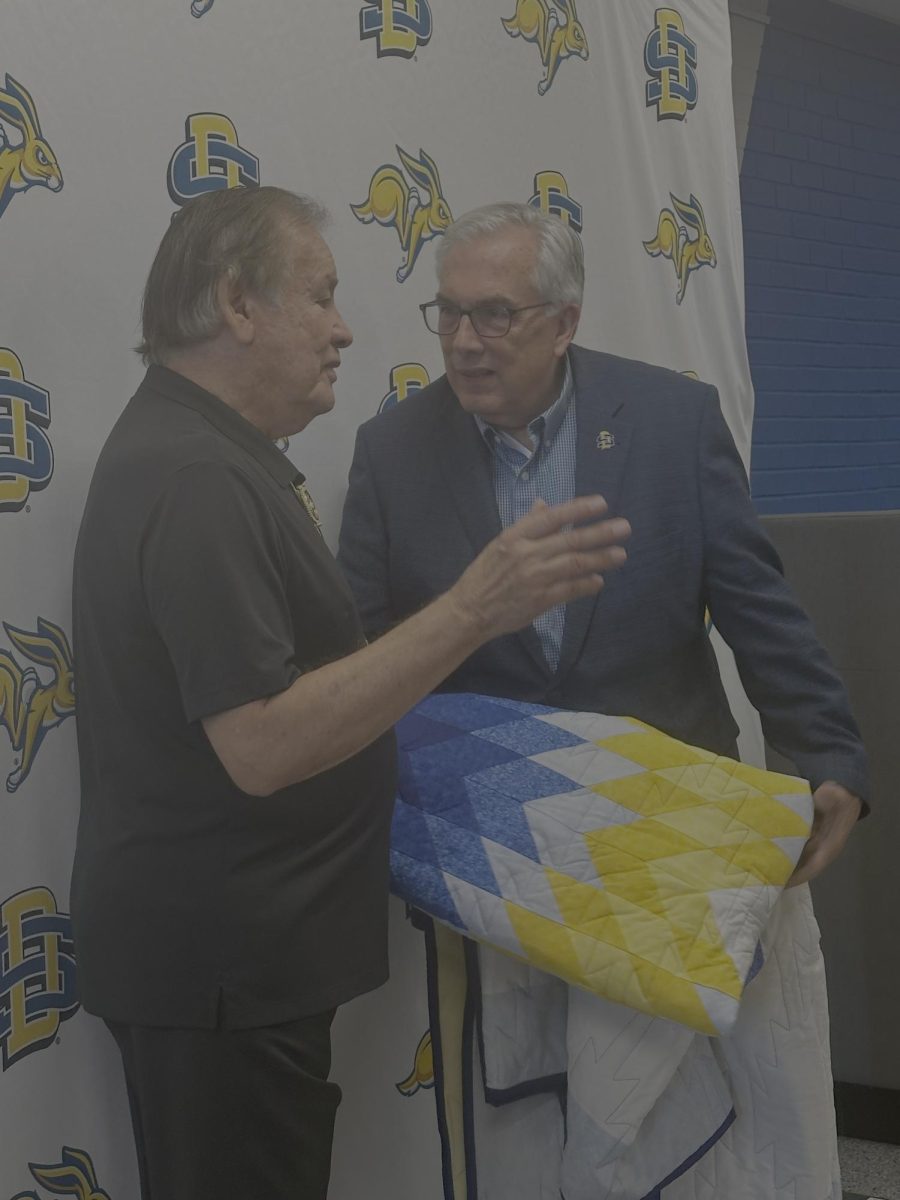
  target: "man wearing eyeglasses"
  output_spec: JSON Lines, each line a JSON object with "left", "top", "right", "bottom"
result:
{"left": 338, "top": 201, "right": 867, "bottom": 887}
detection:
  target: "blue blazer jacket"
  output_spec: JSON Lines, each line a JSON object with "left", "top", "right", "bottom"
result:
{"left": 338, "top": 345, "right": 868, "bottom": 799}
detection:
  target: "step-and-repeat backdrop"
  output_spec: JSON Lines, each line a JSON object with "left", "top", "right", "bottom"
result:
{"left": 1, "top": 2, "right": 757, "bottom": 1195}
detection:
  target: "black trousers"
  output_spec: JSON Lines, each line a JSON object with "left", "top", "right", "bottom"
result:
{"left": 107, "top": 1010, "right": 341, "bottom": 1200}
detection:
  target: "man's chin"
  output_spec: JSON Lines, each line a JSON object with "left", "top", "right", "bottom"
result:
{"left": 451, "top": 377, "right": 500, "bottom": 411}
{"left": 311, "top": 383, "right": 336, "bottom": 413}
{"left": 287, "top": 387, "right": 334, "bottom": 433}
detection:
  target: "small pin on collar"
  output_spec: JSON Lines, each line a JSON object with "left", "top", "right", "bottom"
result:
{"left": 292, "top": 480, "right": 324, "bottom": 537}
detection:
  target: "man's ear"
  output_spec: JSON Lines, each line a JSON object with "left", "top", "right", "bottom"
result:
{"left": 216, "top": 271, "right": 256, "bottom": 345}
{"left": 553, "top": 303, "right": 581, "bottom": 356}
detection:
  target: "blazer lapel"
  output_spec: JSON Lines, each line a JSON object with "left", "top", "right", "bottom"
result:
{"left": 436, "top": 385, "right": 501, "bottom": 554}
{"left": 556, "top": 350, "right": 634, "bottom": 680}
{"left": 435, "top": 382, "right": 548, "bottom": 674}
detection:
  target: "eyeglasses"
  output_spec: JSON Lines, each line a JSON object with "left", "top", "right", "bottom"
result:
{"left": 419, "top": 300, "right": 550, "bottom": 338}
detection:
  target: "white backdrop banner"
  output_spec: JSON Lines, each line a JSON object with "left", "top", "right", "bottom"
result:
{"left": 0, "top": 2, "right": 755, "bottom": 1196}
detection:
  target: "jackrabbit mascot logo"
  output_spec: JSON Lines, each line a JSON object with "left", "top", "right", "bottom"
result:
{"left": 0, "top": 75, "right": 62, "bottom": 221}
{"left": 0, "top": 350, "right": 53, "bottom": 514}
{"left": 167, "top": 114, "right": 260, "bottom": 206}
{"left": 351, "top": 146, "right": 452, "bottom": 283}
{"left": 528, "top": 171, "right": 583, "bottom": 233}
{"left": 10, "top": 1146, "right": 111, "bottom": 1200}
{"left": 643, "top": 192, "right": 716, "bottom": 304}
{"left": 645, "top": 8, "right": 698, "bottom": 121}
{"left": 396, "top": 1028, "right": 434, "bottom": 1096}
{"left": 360, "top": 0, "right": 432, "bottom": 58}
{"left": 0, "top": 617, "right": 75, "bottom": 794}
{"left": 502, "top": 0, "right": 588, "bottom": 95}
{"left": 0, "top": 887, "right": 78, "bottom": 1070}
{"left": 378, "top": 363, "right": 430, "bottom": 413}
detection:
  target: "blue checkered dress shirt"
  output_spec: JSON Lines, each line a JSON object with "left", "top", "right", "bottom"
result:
{"left": 474, "top": 356, "right": 576, "bottom": 671}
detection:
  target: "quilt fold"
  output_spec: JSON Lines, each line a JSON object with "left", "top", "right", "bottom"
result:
{"left": 391, "top": 693, "right": 813, "bottom": 1036}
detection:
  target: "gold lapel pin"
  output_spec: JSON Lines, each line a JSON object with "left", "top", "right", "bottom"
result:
{"left": 292, "top": 480, "right": 324, "bottom": 538}
{"left": 596, "top": 430, "right": 616, "bottom": 451}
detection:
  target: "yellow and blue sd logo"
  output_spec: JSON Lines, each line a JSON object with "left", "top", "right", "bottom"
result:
{"left": 167, "top": 114, "right": 259, "bottom": 206}
{"left": 351, "top": 146, "right": 452, "bottom": 283}
{"left": 643, "top": 192, "right": 716, "bottom": 305}
{"left": 378, "top": 362, "right": 430, "bottom": 413}
{"left": 501, "top": 0, "right": 588, "bottom": 95}
{"left": 528, "top": 171, "right": 583, "bottom": 233}
{"left": 0, "top": 617, "right": 75, "bottom": 794}
{"left": 0, "top": 350, "right": 53, "bottom": 515}
{"left": 10, "top": 1146, "right": 111, "bottom": 1200}
{"left": 360, "top": 0, "right": 432, "bottom": 58}
{"left": 0, "top": 74, "right": 62, "bottom": 221}
{"left": 0, "top": 887, "right": 78, "bottom": 1071}
{"left": 644, "top": 8, "right": 698, "bottom": 121}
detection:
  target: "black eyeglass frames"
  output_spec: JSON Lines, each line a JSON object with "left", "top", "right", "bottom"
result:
{"left": 419, "top": 301, "right": 551, "bottom": 337}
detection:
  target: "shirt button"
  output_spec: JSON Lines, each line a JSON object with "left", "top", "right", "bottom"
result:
{"left": 521, "top": 469, "right": 530, "bottom": 481}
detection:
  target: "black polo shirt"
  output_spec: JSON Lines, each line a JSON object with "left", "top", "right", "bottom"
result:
{"left": 71, "top": 366, "right": 397, "bottom": 1029}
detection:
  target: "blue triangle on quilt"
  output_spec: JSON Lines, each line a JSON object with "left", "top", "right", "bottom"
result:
{"left": 472, "top": 714, "right": 588, "bottom": 756}
{"left": 395, "top": 709, "right": 470, "bottom": 751}
{"left": 462, "top": 775, "right": 542, "bottom": 863}
{"left": 471, "top": 755, "right": 585, "bottom": 804}
{"left": 403, "top": 732, "right": 520, "bottom": 794}
{"left": 411, "top": 692, "right": 541, "bottom": 731}
{"left": 423, "top": 810, "right": 503, "bottom": 897}
{"left": 390, "top": 801, "right": 467, "bottom": 929}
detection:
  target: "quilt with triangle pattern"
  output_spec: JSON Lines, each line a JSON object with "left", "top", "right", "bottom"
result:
{"left": 390, "top": 693, "right": 813, "bottom": 1036}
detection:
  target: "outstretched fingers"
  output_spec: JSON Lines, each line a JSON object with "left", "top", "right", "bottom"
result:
{"left": 510, "top": 495, "right": 631, "bottom": 575}
{"left": 515, "top": 494, "right": 607, "bottom": 536}
{"left": 449, "top": 495, "right": 632, "bottom": 641}
{"left": 489, "top": 497, "right": 630, "bottom": 624}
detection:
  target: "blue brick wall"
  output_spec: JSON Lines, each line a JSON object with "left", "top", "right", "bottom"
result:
{"left": 742, "top": 0, "right": 900, "bottom": 514}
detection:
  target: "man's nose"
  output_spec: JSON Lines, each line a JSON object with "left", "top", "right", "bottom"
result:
{"left": 450, "top": 313, "right": 484, "bottom": 352}
{"left": 333, "top": 308, "right": 353, "bottom": 348}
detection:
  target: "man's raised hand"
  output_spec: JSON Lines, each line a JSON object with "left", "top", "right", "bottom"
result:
{"left": 448, "top": 496, "right": 631, "bottom": 640}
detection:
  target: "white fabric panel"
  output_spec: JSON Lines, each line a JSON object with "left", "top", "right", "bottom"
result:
{"left": 0, "top": 2, "right": 756, "bottom": 1194}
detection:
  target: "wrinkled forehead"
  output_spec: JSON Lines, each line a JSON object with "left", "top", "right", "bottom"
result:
{"left": 437, "top": 227, "right": 541, "bottom": 302}
{"left": 284, "top": 221, "right": 333, "bottom": 266}
{"left": 283, "top": 224, "right": 337, "bottom": 287}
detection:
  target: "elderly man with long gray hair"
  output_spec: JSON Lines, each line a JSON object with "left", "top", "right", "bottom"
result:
{"left": 70, "top": 187, "right": 631, "bottom": 1200}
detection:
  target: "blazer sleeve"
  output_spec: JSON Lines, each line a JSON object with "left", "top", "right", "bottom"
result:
{"left": 337, "top": 424, "right": 396, "bottom": 638}
{"left": 698, "top": 390, "right": 870, "bottom": 803}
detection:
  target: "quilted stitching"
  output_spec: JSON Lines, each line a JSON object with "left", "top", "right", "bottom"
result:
{"left": 390, "top": 695, "right": 813, "bottom": 1036}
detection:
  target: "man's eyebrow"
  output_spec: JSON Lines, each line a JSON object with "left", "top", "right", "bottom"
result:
{"left": 434, "top": 291, "right": 513, "bottom": 305}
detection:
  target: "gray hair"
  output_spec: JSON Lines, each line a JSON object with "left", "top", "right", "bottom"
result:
{"left": 137, "top": 186, "right": 327, "bottom": 365}
{"left": 435, "top": 202, "right": 584, "bottom": 307}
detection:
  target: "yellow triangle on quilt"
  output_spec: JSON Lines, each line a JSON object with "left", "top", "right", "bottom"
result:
{"left": 504, "top": 897, "right": 719, "bottom": 1035}
{"left": 595, "top": 728, "right": 716, "bottom": 772}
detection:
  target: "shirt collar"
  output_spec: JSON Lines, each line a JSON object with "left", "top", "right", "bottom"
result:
{"left": 144, "top": 364, "right": 302, "bottom": 488}
{"left": 475, "top": 354, "right": 574, "bottom": 454}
